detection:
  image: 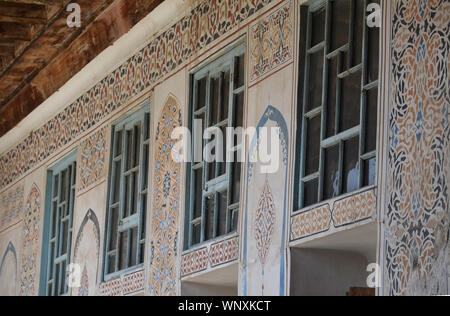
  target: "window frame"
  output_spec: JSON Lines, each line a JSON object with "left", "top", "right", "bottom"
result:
{"left": 185, "top": 42, "right": 246, "bottom": 250}
{"left": 294, "top": 0, "right": 380, "bottom": 211}
{"left": 103, "top": 102, "right": 150, "bottom": 281}
{"left": 40, "top": 151, "right": 77, "bottom": 296}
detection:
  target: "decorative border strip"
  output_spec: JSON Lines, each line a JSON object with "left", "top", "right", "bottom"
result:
{"left": 181, "top": 247, "right": 209, "bottom": 277}
{"left": 181, "top": 236, "right": 239, "bottom": 277}
{"left": 332, "top": 189, "right": 377, "bottom": 228}
{"left": 0, "top": 0, "right": 276, "bottom": 192}
{"left": 290, "top": 188, "right": 377, "bottom": 242}
{"left": 249, "top": 0, "right": 294, "bottom": 83}
{"left": 100, "top": 269, "right": 144, "bottom": 296}
{"left": 210, "top": 237, "right": 240, "bottom": 268}
{"left": 290, "top": 204, "right": 332, "bottom": 241}
{"left": 122, "top": 270, "right": 145, "bottom": 296}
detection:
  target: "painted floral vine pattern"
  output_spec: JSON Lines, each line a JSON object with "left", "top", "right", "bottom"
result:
{"left": 19, "top": 184, "right": 41, "bottom": 296}
{"left": 386, "top": 0, "right": 449, "bottom": 296}
{"left": 250, "top": 0, "right": 294, "bottom": 82}
{"left": 149, "top": 95, "right": 182, "bottom": 296}
{"left": 79, "top": 126, "right": 107, "bottom": 191}
{"left": 254, "top": 177, "right": 276, "bottom": 266}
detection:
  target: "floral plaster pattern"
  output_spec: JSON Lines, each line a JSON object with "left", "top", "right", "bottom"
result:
{"left": 181, "top": 237, "right": 239, "bottom": 277}
{"left": 19, "top": 184, "right": 41, "bottom": 296}
{"left": 149, "top": 95, "right": 182, "bottom": 296}
{"left": 385, "top": 0, "right": 450, "bottom": 296}
{"left": 290, "top": 189, "right": 377, "bottom": 241}
{"left": 249, "top": 0, "right": 294, "bottom": 82}
{"left": 79, "top": 126, "right": 107, "bottom": 191}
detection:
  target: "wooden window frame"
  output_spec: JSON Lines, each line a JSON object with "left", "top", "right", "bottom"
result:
{"left": 103, "top": 103, "right": 150, "bottom": 281}
{"left": 40, "top": 152, "right": 77, "bottom": 296}
{"left": 185, "top": 42, "right": 246, "bottom": 250}
{"left": 295, "top": 0, "right": 380, "bottom": 211}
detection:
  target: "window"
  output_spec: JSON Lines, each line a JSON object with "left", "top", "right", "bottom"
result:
{"left": 185, "top": 43, "right": 246, "bottom": 249}
{"left": 104, "top": 104, "right": 150, "bottom": 279}
{"left": 41, "top": 152, "right": 77, "bottom": 296}
{"left": 294, "top": 0, "right": 380, "bottom": 210}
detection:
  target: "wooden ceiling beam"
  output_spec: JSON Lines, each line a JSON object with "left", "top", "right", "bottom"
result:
{"left": 0, "top": 22, "right": 37, "bottom": 41}
{"left": 0, "top": 0, "right": 164, "bottom": 137}
{"left": 0, "top": 41, "right": 16, "bottom": 57}
{"left": 1, "top": 0, "right": 70, "bottom": 21}
{"left": 0, "top": 15, "right": 47, "bottom": 24}
{"left": 0, "top": 1, "right": 48, "bottom": 19}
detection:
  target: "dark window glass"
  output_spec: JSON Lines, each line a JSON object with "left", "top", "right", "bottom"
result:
{"left": 304, "top": 180, "right": 319, "bottom": 207}
{"left": 365, "top": 88, "right": 378, "bottom": 153}
{"left": 323, "top": 145, "right": 340, "bottom": 200}
{"left": 311, "top": 8, "right": 326, "bottom": 47}
{"left": 343, "top": 137, "right": 360, "bottom": 194}
{"left": 330, "top": 0, "right": 350, "bottom": 52}
{"left": 305, "top": 115, "right": 321, "bottom": 175}
{"left": 307, "top": 50, "right": 324, "bottom": 112}
{"left": 339, "top": 71, "right": 361, "bottom": 132}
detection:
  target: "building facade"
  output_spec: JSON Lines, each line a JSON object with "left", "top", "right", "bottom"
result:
{"left": 0, "top": 0, "right": 448, "bottom": 296}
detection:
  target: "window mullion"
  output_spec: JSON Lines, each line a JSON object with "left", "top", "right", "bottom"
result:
{"left": 117, "top": 127, "right": 127, "bottom": 273}
{"left": 359, "top": 0, "right": 369, "bottom": 189}
{"left": 188, "top": 79, "right": 199, "bottom": 248}
{"left": 46, "top": 175, "right": 56, "bottom": 295}
{"left": 201, "top": 74, "right": 211, "bottom": 243}
{"left": 335, "top": 52, "right": 343, "bottom": 136}
{"left": 105, "top": 130, "right": 117, "bottom": 275}
{"left": 318, "top": 0, "right": 332, "bottom": 202}
{"left": 338, "top": 140, "right": 344, "bottom": 195}
{"left": 226, "top": 63, "right": 235, "bottom": 234}
{"left": 65, "top": 163, "right": 76, "bottom": 294}
{"left": 299, "top": 9, "right": 313, "bottom": 209}
{"left": 52, "top": 172, "right": 61, "bottom": 296}
{"left": 347, "top": 0, "right": 355, "bottom": 69}
{"left": 136, "top": 118, "right": 145, "bottom": 265}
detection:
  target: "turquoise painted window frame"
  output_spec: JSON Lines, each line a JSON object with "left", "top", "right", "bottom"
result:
{"left": 40, "top": 151, "right": 77, "bottom": 296}
{"left": 184, "top": 41, "right": 246, "bottom": 250}
{"left": 294, "top": 0, "right": 380, "bottom": 211}
{"left": 103, "top": 102, "right": 150, "bottom": 281}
